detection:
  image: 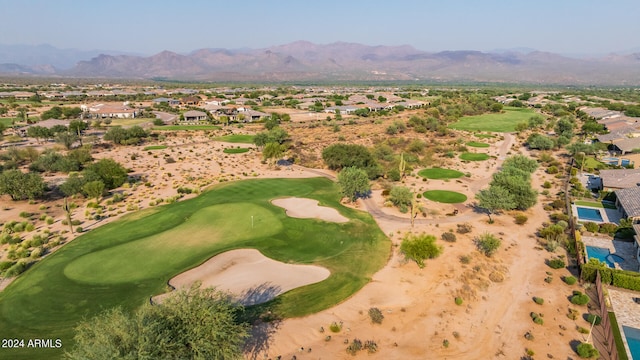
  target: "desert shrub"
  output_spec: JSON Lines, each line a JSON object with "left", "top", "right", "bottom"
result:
{"left": 454, "top": 297, "right": 463, "bottom": 306}
{"left": 547, "top": 258, "right": 566, "bottom": 269}
{"left": 577, "top": 326, "right": 589, "bottom": 334}
{"left": 563, "top": 276, "right": 577, "bottom": 285}
{"left": 586, "top": 314, "right": 602, "bottom": 326}
{"left": 19, "top": 211, "right": 31, "bottom": 218}
{"left": 514, "top": 213, "right": 528, "bottom": 225}
{"left": 177, "top": 187, "right": 193, "bottom": 194}
{"left": 475, "top": 232, "right": 501, "bottom": 257}
{"left": 364, "top": 340, "right": 378, "bottom": 353}
{"left": 542, "top": 181, "right": 552, "bottom": 189}
{"left": 346, "top": 339, "right": 363, "bottom": 355}
{"left": 550, "top": 212, "right": 569, "bottom": 222}
{"left": 400, "top": 233, "right": 442, "bottom": 268}
{"left": 599, "top": 223, "right": 618, "bottom": 235}
{"left": 329, "top": 322, "right": 341, "bottom": 333}
{"left": 547, "top": 166, "right": 559, "bottom": 174}
{"left": 567, "top": 308, "right": 580, "bottom": 320}
{"left": 571, "top": 291, "right": 590, "bottom": 306}
{"left": 576, "top": 342, "right": 599, "bottom": 358}
{"left": 443, "top": 339, "right": 450, "bottom": 348}
{"left": 368, "top": 307, "right": 384, "bottom": 324}
{"left": 0, "top": 261, "right": 15, "bottom": 272}
{"left": 4, "top": 261, "right": 28, "bottom": 277}
{"left": 533, "top": 297, "right": 544, "bottom": 305}
{"left": 459, "top": 255, "right": 471, "bottom": 264}
{"left": 530, "top": 312, "right": 544, "bottom": 325}
{"left": 456, "top": 223, "right": 473, "bottom": 234}
{"left": 441, "top": 232, "right": 457, "bottom": 242}
{"left": 583, "top": 222, "right": 599, "bottom": 233}
{"left": 76, "top": 226, "right": 83, "bottom": 233}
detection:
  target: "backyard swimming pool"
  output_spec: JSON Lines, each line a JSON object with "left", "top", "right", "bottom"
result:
{"left": 586, "top": 246, "right": 624, "bottom": 268}
{"left": 623, "top": 326, "right": 640, "bottom": 360}
{"left": 576, "top": 207, "right": 604, "bottom": 222}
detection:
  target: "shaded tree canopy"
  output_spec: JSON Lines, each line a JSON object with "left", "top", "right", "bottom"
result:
{"left": 66, "top": 286, "right": 249, "bottom": 360}
{"left": 337, "top": 166, "right": 371, "bottom": 201}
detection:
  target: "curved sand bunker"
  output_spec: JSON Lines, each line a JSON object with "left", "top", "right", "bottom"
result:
{"left": 160, "top": 249, "right": 330, "bottom": 306}
{"left": 272, "top": 197, "right": 349, "bottom": 223}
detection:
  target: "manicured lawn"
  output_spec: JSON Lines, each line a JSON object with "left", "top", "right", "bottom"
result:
{"left": 153, "top": 125, "right": 221, "bottom": 131}
{"left": 460, "top": 152, "right": 490, "bottom": 161}
{"left": 107, "top": 118, "right": 154, "bottom": 127}
{"left": 609, "top": 312, "right": 630, "bottom": 360}
{"left": 418, "top": 167, "right": 464, "bottom": 180}
{"left": 213, "top": 134, "right": 255, "bottom": 143}
{"left": 223, "top": 147, "right": 250, "bottom": 154}
{"left": 0, "top": 178, "right": 389, "bottom": 359}
{"left": 449, "top": 107, "right": 536, "bottom": 132}
{"left": 466, "top": 141, "right": 490, "bottom": 148}
{"left": 574, "top": 200, "right": 617, "bottom": 209}
{"left": 423, "top": 190, "right": 468, "bottom": 203}
{"left": 143, "top": 145, "right": 167, "bottom": 150}
{"left": 580, "top": 156, "right": 607, "bottom": 170}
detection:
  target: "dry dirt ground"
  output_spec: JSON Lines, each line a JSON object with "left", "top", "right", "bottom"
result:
{"left": 0, "top": 124, "right": 589, "bottom": 359}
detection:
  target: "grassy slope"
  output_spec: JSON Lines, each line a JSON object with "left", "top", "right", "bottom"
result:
{"left": 223, "top": 148, "right": 250, "bottom": 154}
{"left": 460, "top": 152, "right": 490, "bottom": 161}
{"left": 449, "top": 107, "right": 535, "bottom": 132}
{"left": 0, "top": 178, "right": 389, "bottom": 359}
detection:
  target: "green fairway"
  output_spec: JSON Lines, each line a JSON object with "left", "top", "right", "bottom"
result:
{"left": 0, "top": 178, "right": 389, "bottom": 359}
{"left": 449, "top": 107, "right": 536, "bottom": 132}
{"left": 423, "top": 190, "right": 468, "bottom": 203}
{"left": 460, "top": 152, "right": 490, "bottom": 161}
{"left": 213, "top": 134, "right": 255, "bottom": 143}
{"left": 153, "top": 125, "right": 221, "bottom": 131}
{"left": 418, "top": 167, "right": 464, "bottom": 180}
{"left": 466, "top": 141, "right": 490, "bottom": 148}
{"left": 223, "top": 147, "right": 250, "bottom": 154}
{"left": 143, "top": 145, "right": 167, "bottom": 150}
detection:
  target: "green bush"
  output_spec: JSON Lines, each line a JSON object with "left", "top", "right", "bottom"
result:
{"left": 456, "top": 223, "right": 473, "bottom": 234}
{"left": 583, "top": 222, "right": 599, "bottom": 233}
{"left": 346, "top": 339, "right": 363, "bottom": 355}
{"left": 475, "top": 232, "right": 501, "bottom": 256}
{"left": 0, "top": 260, "right": 15, "bottom": 272}
{"left": 400, "top": 233, "right": 443, "bottom": 268}
{"left": 455, "top": 297, "right": 463, "bottom": 306}
{"left": 599, "top": 223, "right": 618, "bottom": 235}
{"left": 576, "top": 342, "right": 599, "bottom": 358}
{"left": 329, "top": 322, "right": 342, "bottom": 333}
{"left": 514, "top": 214, "right": 528, "bottom": 225}
{"left": 530, "top": 312, "right": 544, "bottom": 325}
{"left": 441, "top": 232, "right": 457, "bottom": 242}
{"left": 4, "top": 261, "right": 28, "bottom": 277}
{"left": 368, "top": 307, "right": 384, "bottom": 324}
{"left": 563, "top": 276, "right": 577, "bottom": 285}
{"left": 586, "top": 314, "right": 602, "bottom": 326}
{"left": 533, "top": 297, "right": 544, "bottom": 305}
{"left": 612, "top": 272, "right": 640, "bottom": 291}
{"left": 571, "top": 291, "right": 590, "bottom": 306}
{"left": 547, "top": 258, "right": 566, "bottom": 269}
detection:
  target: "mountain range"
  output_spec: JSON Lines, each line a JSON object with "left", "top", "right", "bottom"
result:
{"left": 1, "top": 41, "right": 640, "bottom": 85}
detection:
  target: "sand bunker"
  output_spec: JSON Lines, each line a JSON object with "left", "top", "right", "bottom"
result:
{"left": 159, "top": 249, "right": 330, "bottom": 306}
{"left": 271, "top": 197, "right": 348, "bottom": 223}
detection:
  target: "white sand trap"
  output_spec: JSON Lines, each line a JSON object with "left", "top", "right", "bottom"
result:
{"left": 158, "top": 249, "right": 330, "bottom": 306}
{"left": 272, "top": 197, "right": 349, "bottom": 223}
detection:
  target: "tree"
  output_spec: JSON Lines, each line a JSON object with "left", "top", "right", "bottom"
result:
{"left": 0, "top": 122, "right": 6, "bottom": 140}
{"left": 490, "top": 103, "right": 503, "bottom": 112}
{"left": 56, "top": 132, "right": 79, "bottom": 150}
{"left": 400, "top": 233, "right": 442, "bottom": 268}
{"left": 476, "top": 186, "right": 515, "bottom": 222}
{"left": 67, "top": 286, "right": 249, "bottom": 360}
{"left": 322, "top": 143, "right": 381, "bottom": 179}
{"left": 62, "top": 197, "right": 74, "bottom": 234}
{"left": 83, "top": 180, "right": 105, "bottom": 202}
{"left": 60, "top": 173, "right": 86, "bottom": 197}
{"left": 26, "top": 126, "right": 52, "bottom": 142}
{"left": 264, "top": 117, "right": 279, "bottom": 130}
{"left": 502, "top": 154, "right": 538, "bottom": 174}
{"left": 0, "top": 170, "right": 46, "bottom": 200}
{"left": 566, "top": 142, "right": 595, "bottom": 156}
{"left": 85, "top": 159, "right": 128, "bottom": 190}
{"left": 337, "top": 166, "right": 370, "bottom": 202}
{"left": 526, "top": 133, "right": 555, "bottom": 150}
{"left": 262, "top": 142, "right": 285, "bottom": 165}
{"left": 389, "top": 186, "right": 413, "bottom": 207}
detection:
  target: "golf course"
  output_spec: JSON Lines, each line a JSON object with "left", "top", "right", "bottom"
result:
{"left": 0, "top": 177, "right": 390, "bottom": 359}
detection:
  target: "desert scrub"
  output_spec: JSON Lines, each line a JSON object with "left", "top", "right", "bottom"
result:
{"left": 441, "top": 231, "right": 457, "bottom": 242}
{"left": 455, "top": 297, "right": 463, "bottom": 305}
{"left": 533, "top": 297, "right": 544, "bottom": 305}
{"left": 368, "top": 307, "right": 384, "bottom": 324}
{"left": 547, "top": 258, "right": 565, "bottom": 269}
{"left": 563, "top": 276, "right": 577, "bottom": 285}
{"left": 570, "top": 291, "right": 590, "bottom": 306}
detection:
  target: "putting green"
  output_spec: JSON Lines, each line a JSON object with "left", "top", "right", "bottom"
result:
{"left": 418, "top": 167, "right": 464, "bottom": 180}
{"left": 460, "top": 152, "right": 490, "bottom": 161}
{"left": 64, "top": 203, "right": 282, "bottom": 284}
{"left": 223, "top": 147, "right": 250, "bottom": 154}
{"left": 423, "top": 190, "right": 468, "bottom": 203}
{"left": 0, "top": 178, "right": 389, "bottom": 360}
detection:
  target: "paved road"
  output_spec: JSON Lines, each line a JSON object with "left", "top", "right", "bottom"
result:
{"left": 152, "top": 111, "right": 178, "bottom": 124}
{"left": 292, "top": 132, "right": 515, "bottom": 226}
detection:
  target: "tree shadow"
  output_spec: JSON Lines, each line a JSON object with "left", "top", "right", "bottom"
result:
{"left": 238, "top": 282, "right": 282, "bottom": 306}
{"left": 240, "top": 285, "right": 284, "bottom": 360}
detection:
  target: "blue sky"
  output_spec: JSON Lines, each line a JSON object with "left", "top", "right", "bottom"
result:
{"left": 2, "top": 0, "right": 638, "bottom": 56}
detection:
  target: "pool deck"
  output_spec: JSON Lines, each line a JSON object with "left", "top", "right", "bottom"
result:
{"left": 608, "top": 288, "right": 640, "bottom": 360}
{"left": 582, "top": 236, "right": 638, "bottom": 271}
{"left": 572, "top": 204, "right": 622, "bottom": 224}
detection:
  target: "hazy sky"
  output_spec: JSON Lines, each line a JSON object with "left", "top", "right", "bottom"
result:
{"left": 2, "top": 0, "right": 638, "bottom": 56}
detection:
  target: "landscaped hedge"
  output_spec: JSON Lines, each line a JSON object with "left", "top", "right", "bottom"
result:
{"left": 581, "top": 262, "right": 640, "bottom": 292}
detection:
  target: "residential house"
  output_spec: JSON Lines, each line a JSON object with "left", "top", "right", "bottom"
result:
{"left": 180, "top": 96, "right": 202, "bottom": 106}
{"left": 153, "top": 97, "right": 180, "bottom": 106}
{"left": 615, "top": 187, "right": 640, "bottom": 223}
{"left": 240, "top": 110, "right": 270, "bottom": 122}
{"left": 600, "top": 169, "right": 640, "bottom": 190}
{"left": 81, "top": 103, "right": 138, "bottom": 119}
{"left": 182, "top": 110, "right": 208, "bottom": 123}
